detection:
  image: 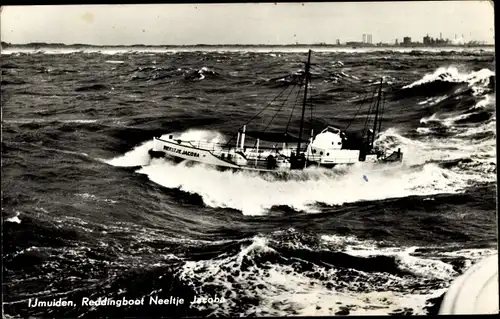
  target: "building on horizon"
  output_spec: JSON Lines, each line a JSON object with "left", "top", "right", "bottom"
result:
{"left": 362, "top": 34, "right": 367, "bottom": 43}
{"left": 423, "top": 34, "right": 431, "bottom": 45}
{"left": 367, "top": 34, "right": 372, "bottom": 44}
{"left": 403, "top": 37, "right": 412, "bottom": 45}
{"left": 422, "top": 33, "right": 451, "bottom": 46}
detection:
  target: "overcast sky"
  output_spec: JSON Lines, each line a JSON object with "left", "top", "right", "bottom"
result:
{"left": 0, "top": 2, "right": 495, "bottom": 45}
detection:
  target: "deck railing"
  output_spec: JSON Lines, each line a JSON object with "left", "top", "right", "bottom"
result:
{"left": 157, "top": 136, "right": 309, "bottom": 154}
{"left": 181, "top": 139, "right": 301, "bottom": 153}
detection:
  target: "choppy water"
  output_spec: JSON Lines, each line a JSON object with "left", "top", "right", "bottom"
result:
{"left": 2, "top": 47, "right": 497, "bottom": 317}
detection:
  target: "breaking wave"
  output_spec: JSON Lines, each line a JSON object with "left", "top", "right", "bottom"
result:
{"left": 178, "top": 232, "right": 496, "bottom": 316}
{"left": 403, "top": 66, "right": 494, "bottom": 90}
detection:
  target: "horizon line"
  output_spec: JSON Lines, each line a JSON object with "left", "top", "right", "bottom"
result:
{"left": 1, "top": 42, "right": 494, "bottom": 47}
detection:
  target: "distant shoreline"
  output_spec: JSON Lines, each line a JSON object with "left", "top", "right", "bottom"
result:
{"left": 1, "top": 42, "right": 494, "bottom": 50}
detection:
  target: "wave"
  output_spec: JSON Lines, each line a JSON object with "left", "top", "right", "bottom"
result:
{"left": 1, "top": 79, "right": 27, "bottom": 85}
{"left": 2, "top": 47, "right": 494, "bottom": 57}
{"left": 391, "top": 67, "right": 494, "bottom": 104}
{"left": 129, "top": 66, "right": 220, "bottom": 82}
{"left": 135, "top": 160, "right": 473, "bottom": 216}
{"left": 403, "top": 67, "right": 494, "bottom": 89}
{"left": 4, "top": 119, "right": 99, "bottom": 125}
{"left": 177, "top": 232, "right": 496, "bottom": 316}
{"left": 5, "top": 211, "right": 22, "bottom": 224}
{"left": 377, "top": 127, "right": 495, "bottom": 170}
{"left": 184, "top": 67, "right": 219, "bottom": 81}
{"left": 417, "top": 93, "right": 495, "bottom": 140}
{"left": 75, "top": 84, "right": 110, "bottom": 92}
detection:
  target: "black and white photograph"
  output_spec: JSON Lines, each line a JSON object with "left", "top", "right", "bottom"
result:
{"left": 1, "top": 1, "right": 497, "bottom": 317}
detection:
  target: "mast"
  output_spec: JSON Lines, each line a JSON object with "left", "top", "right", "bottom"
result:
{"left": 371, "top": 77, "right": 383, "bottom": 149}
{"left": 297, "top": 49, "right": 312, "bottom": 155}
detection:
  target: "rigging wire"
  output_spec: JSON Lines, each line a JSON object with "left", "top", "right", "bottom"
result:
{"left": 223, "top": 84, "right": 291, "bottom": 147}
{"left": 220, "top": 61, "right": 394, "bottom": 149}
{"left": 262, "top": 84, "right": 297, "bottom": 133}
{"left": 361, "top": 88, "right": 377, "bottom": 140}
{"left": 248, "top": 84, "right": 298, "bottom": 149}
{"left": 309, "top": 77, "right": 313, "bottom": 128}
{"left": 285, "top": 83, "right": 303, "bottom": 133}
{"left": 377, "top": 91, "right": 385, "bottom": 137}
{"left": 344, "top": 91, "right": 370, "bottom": 132}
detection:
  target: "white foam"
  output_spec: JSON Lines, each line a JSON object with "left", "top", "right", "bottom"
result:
{"left": 416, "top": 127, "right": 432, "bottom": 135}
{"left": 136, "top": 157, "right": 482, "bottom": 215}
{"left": 64, "top": 119, "right": 98, "bottom": 124}
{"left": 321, "top": 235, "right": 458, "bottom": 280}
{"left": 178, "top": 235, "right": 485, "bottom": 316}
{"left": 418, "top": 94, "right": 495, "bottom": 145}
{"left": 474, "top": 94, "right": 495, "bottom": 109}
{"left": 75, "top": 193, "right": 117, "bottom": 204}
{"left": 321, "top": 234, "right": 497, "bottom": 280}
{"left": 177, "top": 129, "right": 226, "bottom": 144}
{"left": 376, "top": 128, "right": 495, "bottom": 180}
{"left": 403, "top": 66, "right": 494, "bottom": 89}
{"left": 6, "top": 211, "right": 21, "bottom": 224}
{"left": 103, "top": 140, "right": 155, "bottom": 167}
{"left": 354, "top": 247, "right": 458, "bottom": 280}
{"left": 418, "top": 95, "right": 449, "bottom": 106}
{"left": 1, "top": 47, "right": 494, "bottom": 56}
{"left": 420, "top": 113, "right": 441, "bottom": 125}
{"left": 439, "top": 248, "right": 498, "bottom": 260}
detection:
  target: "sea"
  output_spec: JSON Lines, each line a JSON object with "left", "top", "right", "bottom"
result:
{"left": 2, "top": 46, "right": 497, "bottom": 317}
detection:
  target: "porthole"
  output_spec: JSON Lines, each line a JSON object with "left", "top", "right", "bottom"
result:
{"left": 327, "top": 153, "right": 330, "bottom": 156}
{"left": 320, "top": 151, "right": 323, "bottom": 156}
{"left": 338, "top": 142, "right": 342, "bottom": 145}
{"left": 312, "top": 149, "right": 316, "bottom": 154}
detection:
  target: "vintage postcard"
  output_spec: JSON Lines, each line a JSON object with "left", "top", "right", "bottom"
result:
{"left": 1, "top": 1, "right": 497, "bottom": 317}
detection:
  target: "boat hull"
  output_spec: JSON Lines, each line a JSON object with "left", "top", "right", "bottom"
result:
{"left": 148, "top": 136, "right": 403, "bottom": 173}
{"left": 148, "top": 149, "right": 166, "bottom": 158}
